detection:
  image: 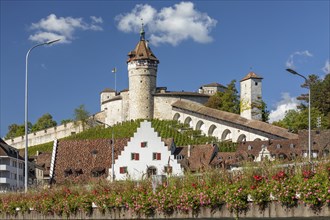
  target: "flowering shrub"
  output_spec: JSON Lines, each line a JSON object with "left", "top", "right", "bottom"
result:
{"left": 224, "top": 183, "right": 248, "bottom": 213}
{"left": 0, "top": 161, "right": 329, "bottom": 217}
{"left": 249, "top": 175, "right": 270, "bottom": 209}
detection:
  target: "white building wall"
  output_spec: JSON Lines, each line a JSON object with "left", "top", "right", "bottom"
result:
{"left": 100, "top": 91, "right": 116, "bottom": 104}
{"left": 0, "top": 157, "right": 24, "bottom": 189}
{"left": 173, "top": 110, "right": 268, "bottom": 142}
{"left": 240, "top": 78, "right": 262, "bottom": 120}
{"left": 109, "top": 121, "right": 183, "bottom": 181}
{"left": 103, "top": 98, "right": 124, "bottom": 127}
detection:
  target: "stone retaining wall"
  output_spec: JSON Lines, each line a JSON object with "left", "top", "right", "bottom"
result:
{"left": 2, "top": 203, "right": 329, "bottom": 219}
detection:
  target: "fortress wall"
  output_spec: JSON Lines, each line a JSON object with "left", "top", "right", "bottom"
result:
{"left": 6, "top": 111, "right": 106, "bottom": 149}
{"left": 7, "top": 122, "right": 83, "bottom": 149}
{"left": 154, "top": 95, "right": 208, "bottom": 120}
{"left": 103, "top": 98, "right": 126, "bottom": 127}
{"left": 172, "top": 108, "right": 269, "bottom": 142}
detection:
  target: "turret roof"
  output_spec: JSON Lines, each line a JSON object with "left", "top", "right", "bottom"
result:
{"left": 240, "top": 72, "right": 263, "bottom": 82}
{"left": 127, "top": 27, "right": 159, "bottom": 63}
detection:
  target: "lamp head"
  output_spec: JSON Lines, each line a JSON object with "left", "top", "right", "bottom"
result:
{"left": 46, "top": 39, "right": 61, "bottom": 45}
{"left": 286, "top": 68, "right": 299, "bottom": 75}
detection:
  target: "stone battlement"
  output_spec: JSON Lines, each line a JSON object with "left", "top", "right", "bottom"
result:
{"left": 6, "top": 122, "right": 83, "bottom": 149}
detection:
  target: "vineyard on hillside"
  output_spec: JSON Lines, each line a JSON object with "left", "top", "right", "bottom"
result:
{"left": 26, "top": 119, "right": 224, "bottom": 156}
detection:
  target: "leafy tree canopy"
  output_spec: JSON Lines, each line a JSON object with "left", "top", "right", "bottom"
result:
{"left": 273, "top": 73, "right": 330, "bottom": 131}
{"left": 31, "top": 113, "right": 57, "bottom": 132}
{"left": 205, "top": 80, "right": 240, "bottom": 114}
{"left": 297, "top": 74, "right": 330, "bottom": 115}
{"left": 5, "top": 122, "right": 32, "bottom": 140}
{"left": 61, "top": 119, "right": 73, "bottom": 125}
{"left": 272, "top": 108, "right": 329, "bottom": 133}
{"left": 73, "top": 104, "right": 90, "bottom": 130}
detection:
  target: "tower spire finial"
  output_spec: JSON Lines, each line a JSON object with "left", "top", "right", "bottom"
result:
{"left": 140, "top": 18, "right": 145, "bottom": 40}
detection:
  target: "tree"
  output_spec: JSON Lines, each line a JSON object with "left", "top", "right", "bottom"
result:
{"left": 297, "top": 74, "right": 330, "bottom": 116}
{"left": 272, "top": 108, "right": 329, "bottom": 133}
{"left": 252, "top": 99, "right": 270, "bottom": 122}
{"left": 61, "top": 119, "right": 73, "bottom": 125}
{"left": 5, "top": 122, "right": 32, "bottom": 140}
{"left": 31, "top": 113, "right": 57, "bottom": 132}
{"left": 205, "top": 80, "right": 240, "bottom": 114}
{"left": 73, "top": 104, "right": 90, "bottom": 130}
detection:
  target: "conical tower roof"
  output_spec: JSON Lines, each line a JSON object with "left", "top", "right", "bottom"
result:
{"left": 127, "top": 25, "right": 159, "bottom": 63}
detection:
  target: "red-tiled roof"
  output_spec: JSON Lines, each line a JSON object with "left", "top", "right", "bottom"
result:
{"left": 172, "top": 100, "right": 298, "bottom": 140}
{"left": 240, "top": 72, "right": 263, "bottom": 82}
{"left": 127, "top": 39, "right": 159, "bottom": 63}
{"left": 53, "top": 138, "right": 129, "bottom": 184}
{"left": 175, "top": 144, "right": 217, "bottom": 172}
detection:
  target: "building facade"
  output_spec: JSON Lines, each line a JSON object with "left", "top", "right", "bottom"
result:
{"left": 0, "top": 139, "right": 24, "bottom": 191}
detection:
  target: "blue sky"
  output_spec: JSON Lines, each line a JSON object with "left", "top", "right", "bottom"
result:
{"left": 1, "top": 0, "right": 329, "bottom": 138}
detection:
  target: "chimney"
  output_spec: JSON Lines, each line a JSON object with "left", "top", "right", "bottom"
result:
{"left": 188, "top": 145, "right": 191, "bottom": 158}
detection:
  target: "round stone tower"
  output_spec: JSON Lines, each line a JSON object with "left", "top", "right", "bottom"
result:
{"left": 127, "top": 26, "right": 159, "bottom": 120}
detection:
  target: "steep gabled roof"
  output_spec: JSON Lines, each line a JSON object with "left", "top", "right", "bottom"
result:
{"left": 0, "top": 138, "right": 23, "bottom": 159}
{"left": 240, "top": 72, "right": 263, "bottom": 82}
{"left": 53, "top": 138, "right": 129, "bottom": 184}
{"left": 175, "top": 144, "right": 217, "bottom": 172}
{"left": 172, "top": 100, "right": 298, "bottom": 140}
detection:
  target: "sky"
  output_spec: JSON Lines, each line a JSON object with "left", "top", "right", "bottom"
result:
{"left": 1, "top": 0, "right": 329, "bottom": 138}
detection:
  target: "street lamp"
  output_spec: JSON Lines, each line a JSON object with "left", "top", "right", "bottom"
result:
{"left": 25, "top": 39, "right": 60, "bottom": 193}
{"left": 286, "top": 68, "right": 311, "bottom": 162}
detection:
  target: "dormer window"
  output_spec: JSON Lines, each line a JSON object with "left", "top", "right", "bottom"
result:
{"left": 276, "top": 144, "right": 282, "bottom": 149}
{"left": 64, "top": 168, "right": 73, "bottom": 177}
{"left": 91, "top": 149, "right": 98, "bottom": 158}
{"left": 176, "top": 155, "right": 184, "bottom": 160}
{"left": 74, "top": 168, "right": 83, "bottom": 177}
{"left": 248, "top": 145, "right": 253, "bottom": 150}
{"left": 290, "top": 143, "right": 295, "bottom": 149}
{"left": 91, "top": 167, "right": 105, "bottom": 177}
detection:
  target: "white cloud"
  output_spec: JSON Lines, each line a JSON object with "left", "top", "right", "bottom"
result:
{"left": 322, "top": 59, "right": 330, "bottom": 74}
{"left": 90, "top": 16, "right": 103, "bottom": 24}
{"left": 29, "top": 14, "right": 103, "bottom": 43}
{"left": 285, "top": 50, "right": 313, "bottom": 69}
{"left": 115, "top": 2, "right": 217, "bottom": 46}
{"left": 269, "top": 93, "right": 300, "bottom": 123}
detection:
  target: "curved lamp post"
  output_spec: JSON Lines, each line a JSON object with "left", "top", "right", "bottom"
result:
{"left": 25, "top": 39, "right": 60, "bottom": 193}
{"left": 286, "top": 68, "right": 311, "bottom": 162}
